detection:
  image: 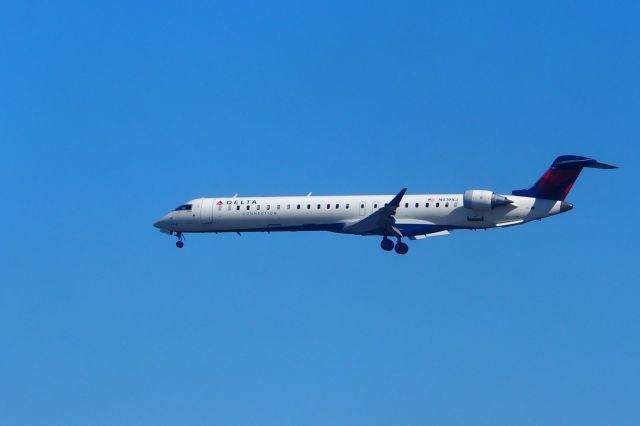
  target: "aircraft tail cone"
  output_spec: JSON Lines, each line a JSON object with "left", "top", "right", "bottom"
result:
{"left": 560, "top": 202, "right": 573, "bottom": 213}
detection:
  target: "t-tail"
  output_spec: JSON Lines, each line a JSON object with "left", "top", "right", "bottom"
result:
{"left": 512, "top": 155, "right": 617, "bottom": 201}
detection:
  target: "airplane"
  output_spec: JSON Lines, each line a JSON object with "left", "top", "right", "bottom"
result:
{"left": 153, "top": 155, "right": 616, "bottom": 254}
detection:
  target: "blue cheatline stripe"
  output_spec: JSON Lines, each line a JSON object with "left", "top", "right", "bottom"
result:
{"left": 192, "top": 222, "right": 473, "bottom": 237}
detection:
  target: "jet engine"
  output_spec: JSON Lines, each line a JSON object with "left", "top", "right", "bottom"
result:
{"left": 463, "top": 190, "right": 513, "bottom": 210}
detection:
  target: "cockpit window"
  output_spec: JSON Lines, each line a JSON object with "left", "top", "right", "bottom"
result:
{"left": 174, "top": 204, "right": 193, "bottom": 211}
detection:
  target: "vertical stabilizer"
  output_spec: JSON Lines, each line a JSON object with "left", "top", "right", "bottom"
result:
{"left": 512, "top": 155, "right": 617, "bottom": 200}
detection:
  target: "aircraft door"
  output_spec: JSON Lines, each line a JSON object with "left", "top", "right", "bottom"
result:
{"left": 201, "top": 198, "right": 214, "bottom": 224}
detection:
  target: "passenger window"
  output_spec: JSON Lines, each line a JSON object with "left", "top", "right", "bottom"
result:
{"left": 277, "top": 205, "right": 281, "bottom": 210}
{"left": 373, "top": 203, "right": 378, "bottom": 209}
{"left": 404, "top": 202, "right": 409, "bottom": 208}
{"left": 256, "top": 205, "right": 261, "bottom": 210}
{"left": 426, "top": 203, "right": 429, "bottom": 208}
{"left": 336, "top": 204, "right": 339, "bottom": 209}
{"left": 327, "top": 204, "right": 330, "bottom": 209}
{"left": 297, "top": 204, "right": 300, "bottom": 209}
{"left": 317, "top": 204, "right": 321, "bottom": 209}
{"left": 236, "top": 206, "right": 240, "bottom": 211}
{"left": 307, "top": 204, "right": 311, "bottom": 209}
{"left": 346, "top": 204, "right": 350, "bottom": 209}
{"left": 415, "top": 203, "right": 419, "bottom": 208}
{"left": 360, "top": 203, "right": 365, "bottom": 209}
{"left": 266, "top": 205, "right": 270, "bottom": 210}
{"left": 445, "top": 202, "right": 449, "bottom": 208}
{"left": 246, "top": 205, "right": 250, "bottom": 210}
{"left": 436, "top": 202, "right": 440, "bottom": 208}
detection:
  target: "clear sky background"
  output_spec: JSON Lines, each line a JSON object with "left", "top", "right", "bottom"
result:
{"left": 1, "top": 1, "right": 638, "bottom": 425}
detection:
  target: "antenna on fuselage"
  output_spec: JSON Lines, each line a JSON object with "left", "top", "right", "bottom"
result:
{"left": 232, "top": 193, "right": 238, "bottom": 198}
{"left": 307, "top": 192, "right": 312, "bottom": 196}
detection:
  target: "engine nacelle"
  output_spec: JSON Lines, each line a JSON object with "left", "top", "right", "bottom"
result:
{"left": 463, "top": 190, "right": 513, "bottom": 211}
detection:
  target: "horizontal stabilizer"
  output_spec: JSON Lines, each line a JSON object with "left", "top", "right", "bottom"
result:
{"left": 553, "top": 156, "right": 618, "bottom": 170}
{"left": 587, "top": 161, "right": 617, "bottom": 169}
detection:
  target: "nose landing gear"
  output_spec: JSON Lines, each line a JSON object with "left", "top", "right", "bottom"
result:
{"left": 380, "top": 237, "right": 409, "bottom": 255}
{"left": 175, "top": 232, "right": 185, "bottom": 248}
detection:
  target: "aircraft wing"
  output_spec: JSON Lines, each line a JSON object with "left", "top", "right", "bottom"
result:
{"left": 342, "top": 188, "right": 407, "bottom": 237}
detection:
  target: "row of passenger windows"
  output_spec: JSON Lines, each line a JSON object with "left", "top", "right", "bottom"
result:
{"left": 404, "top": 201, "right": 457, "bottom": 208}
{"left": 223, "top": 203, "right": 353, "bottom": 211}
{"left": 218, "top": 201, "right": 457, "bottom": 211}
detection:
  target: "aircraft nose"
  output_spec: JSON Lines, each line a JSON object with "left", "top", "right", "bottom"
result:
{"left": 154, "top": 215, "right": 170, "bottom": 229}
{"left": 560, "top": 202, "right": 573, "bottom": 212}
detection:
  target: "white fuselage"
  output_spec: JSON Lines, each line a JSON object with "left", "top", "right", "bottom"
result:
{"left": 154, "top": 154, "right": 614, "bottom": 253}
{"left": 154, "top": 193, "right": 569, "bottom": 237}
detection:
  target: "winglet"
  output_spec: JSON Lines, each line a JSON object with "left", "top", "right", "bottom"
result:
{"left": 388, "top": 188, "right": 407, "bottom": 208}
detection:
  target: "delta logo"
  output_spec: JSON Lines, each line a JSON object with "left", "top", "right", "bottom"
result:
{"left": 216, "top": 199, "right": 258, "bottom": 205}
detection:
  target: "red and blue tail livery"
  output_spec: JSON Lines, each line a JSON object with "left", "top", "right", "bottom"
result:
{"left": 154, "top": 154, "right": 617, "bottom": 254}
{"left": 512, "top": 155, "right": 618, "bottom": 201}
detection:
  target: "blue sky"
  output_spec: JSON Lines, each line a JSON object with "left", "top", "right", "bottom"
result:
{"left": 1, "top": 1, "right": 638, "bottom": 425}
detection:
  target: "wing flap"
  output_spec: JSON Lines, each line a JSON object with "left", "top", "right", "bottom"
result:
{"left": 408, "top": 230, "right": 450, "bottom": 240}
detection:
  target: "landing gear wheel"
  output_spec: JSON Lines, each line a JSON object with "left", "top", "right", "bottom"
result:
{"left": 174, "top": 232, "right": 185, "bottom": 248}
{"left": 380, "top": 238, "right": 394, "bottom": 251}
{"left": 394, "top": 241, "right": 409, "bottom": 255}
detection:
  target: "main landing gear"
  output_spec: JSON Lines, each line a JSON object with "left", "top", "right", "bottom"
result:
{"left": 380, "top": 237, "right": 394, "bottom": 251}
{"left": 380, "top": 237, "right": 409, "bottom": 255}
{"left": 175, "top": 232, "right": 185, "bottom": 248}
